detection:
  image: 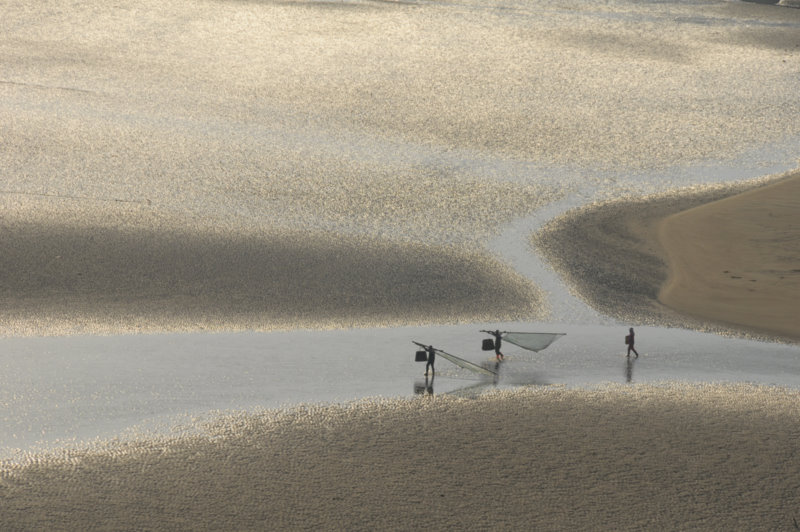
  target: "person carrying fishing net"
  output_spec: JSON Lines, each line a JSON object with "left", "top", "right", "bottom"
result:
{"left": 424, "top": 344, "right": 436, "bottom": 376}
{"left": 482, "top": 329, "right": 505, "bottom": 362}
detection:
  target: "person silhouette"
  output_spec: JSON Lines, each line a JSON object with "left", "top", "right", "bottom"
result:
{"left": 626, "top": 327, "right": 639, "bottom": 358}
{"left": 481, "top": 329, "right": 504, "bottom": 362}
{"left": 424, "top": 345, "right": 436, "bottom": 376}
{"left": 493, "top": 330, "right": 505, "bottom": 362}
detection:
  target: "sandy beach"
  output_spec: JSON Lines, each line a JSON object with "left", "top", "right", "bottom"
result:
{"left": 2, "top": 383, "right": 799, "bottom": 530}
{"left": 535, "top": 171, "right": 800, "bottom": 342}
{"left": 3, "top": 0, "right": 800, "bottom": 529}
{"left": 534, "top": 183, "right": 749, "bottom": 331}
{"left": 658, "top": 173, "right": 800, "bottom": 341}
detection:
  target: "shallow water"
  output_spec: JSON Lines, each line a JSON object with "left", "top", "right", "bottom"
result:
{"left": 2, "top": 323, "right": 799, "bottom": 457}
{"left": 2, "top": 0, "right": 800, "bottom": 457}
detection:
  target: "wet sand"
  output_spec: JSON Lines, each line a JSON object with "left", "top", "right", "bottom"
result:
{"left": 658, "top": 173, "right": 800, "bottom": 340}
{"left": 3, "top": 0, "right": 800, "bottom": 336}
{"left": 0, "top": 213, "right": 544, "bottom": 336}
{"left": 534, "top": 183, "right": 749, "bottom": 331}
{"left": 1, "top": 383, "right": 799, "bottom": 531}
{"left": 535, "top": 171, "right": 800, "bottom": 341}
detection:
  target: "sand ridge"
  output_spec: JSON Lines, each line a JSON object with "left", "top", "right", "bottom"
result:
{"left": 0, "top": 208, "right": 546, "bottom": 336}
{"left": 1, "top": 383, "right": 799, "bottom": 531}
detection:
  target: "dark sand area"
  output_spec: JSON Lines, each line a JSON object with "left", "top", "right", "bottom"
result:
{"left": 0, "top": 218, "right": 543, "bottom": 336}
{"left": 1, "top": 384, "right": 798, "bottom": 531}
{"left": 534, "top": 171, "right": 800, "bottom": 342}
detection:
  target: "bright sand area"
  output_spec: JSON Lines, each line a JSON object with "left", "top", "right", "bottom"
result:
{"left": 1, "top": 383, "right": 799, "bottom": 531}
{"left": 658, "top": 173, "right": 800, "bottom": 340}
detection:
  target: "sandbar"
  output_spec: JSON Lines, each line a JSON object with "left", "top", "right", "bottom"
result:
{"left": 535, "top": 171, "right": 800, "bottom": 342}
{"left": 658, "top": 173, "right": 800, "bottom": 341}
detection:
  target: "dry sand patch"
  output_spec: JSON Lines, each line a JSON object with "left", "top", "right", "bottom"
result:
{"left": 533, "top": 183, "right": 749, "bottom": 330}
{"left": 658, "top": 173, "right": 800, "bottom": 340}
{"left": 534, "top": 171, "right": 800, "bottom": 342}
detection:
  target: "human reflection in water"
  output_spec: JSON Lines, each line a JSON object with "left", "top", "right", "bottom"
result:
{"left": 625, "top": 354, "right": 636, "bottom": 383}
{"left": 413, "top": 373, "right": 435, "bottom": 396}
{"left": 490, "top": 361, "right": 500, "bottom": 385}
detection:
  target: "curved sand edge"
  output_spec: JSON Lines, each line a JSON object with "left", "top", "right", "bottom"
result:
{"left": 533, "top": 183, "right": 750, "bottom": 332}
{"left": 1, "top": 383, "right": 798, "bottom": 531}
{"left": 534, "top": 170, "right": 800, "bottom": 342}
{"left": 658, "top": 172, "right": 800, "bottom": 341}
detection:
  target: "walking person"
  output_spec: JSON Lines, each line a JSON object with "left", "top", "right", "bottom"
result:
{"left": 626, "top": 327, "right": 639, "bottom": 358}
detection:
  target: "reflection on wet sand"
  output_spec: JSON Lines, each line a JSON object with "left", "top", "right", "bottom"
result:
{"left": 626, "top": 355, "right": 636, "bottom": 383}
{"left": 415, "top": 355, "right": 554, "bottom": 397}
{"left": 414, "top": 374, "right": 435, "bottom": 396}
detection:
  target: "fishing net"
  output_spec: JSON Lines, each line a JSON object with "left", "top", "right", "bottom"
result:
{"left": 502, "top": 332, "right": 565, "bottom": 352}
